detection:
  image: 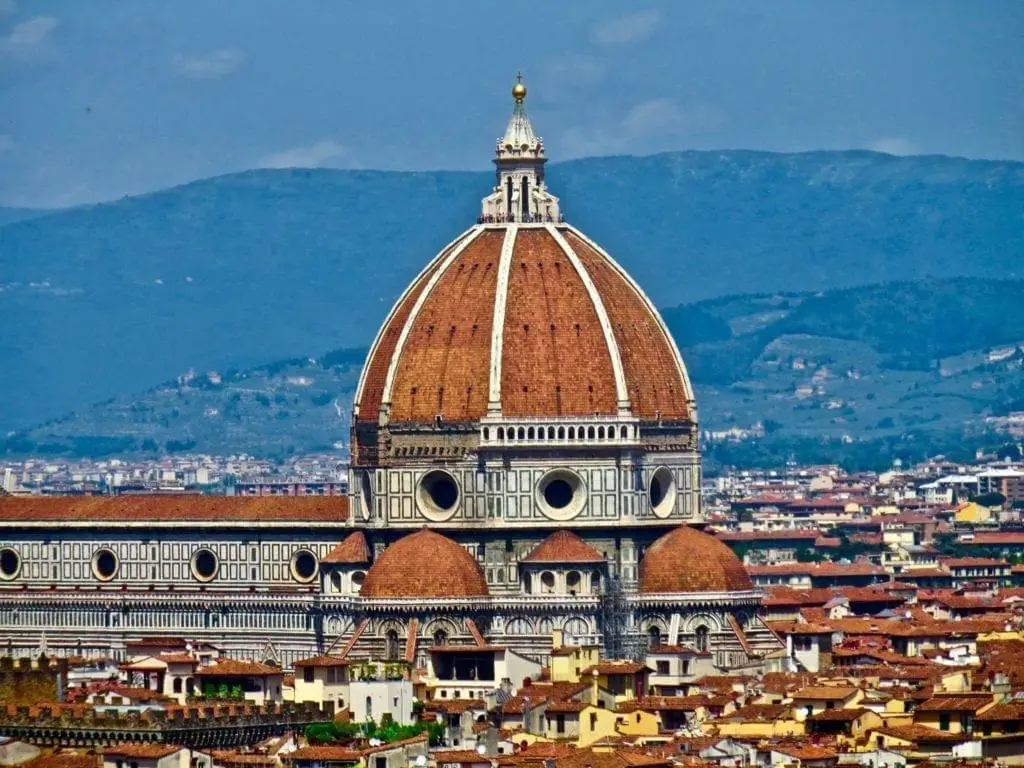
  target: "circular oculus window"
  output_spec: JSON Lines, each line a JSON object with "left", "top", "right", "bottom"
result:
{"left": 92, "top": 548, "right": 120, "bottom": 581}
{"left": 191, "top": 548, "right": 219, "bottom": 582}
{"left": 0, "top": 547, "right": 21, "bottom": 580}
{"left": 291, "top": 549, "right": 319, "bottom": 583}
{"left": 650, "top": 467, "right": 678, "bottom": 519}
{"left": 536, "top": 469, "right": 586, "bottom": 521}
{"left": 416, "top": 470, "right": 460, "bottom": 522}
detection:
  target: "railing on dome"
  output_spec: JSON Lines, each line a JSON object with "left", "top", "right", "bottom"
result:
{"left": 479, "top": 416, "right": 641, "bottom": 449}
{"left": 477, "top": 212, "right": 565, "bottom": 225}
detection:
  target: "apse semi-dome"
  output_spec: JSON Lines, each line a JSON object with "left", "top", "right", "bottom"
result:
{"left": 638, "top": 525, "right": 754, "bottom": 594}
{"left": 360, "top": 528, "right": 489, "bottom": 599}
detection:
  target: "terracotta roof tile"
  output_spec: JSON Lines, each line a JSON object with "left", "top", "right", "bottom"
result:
{"left": 521, "top": 530, "right": 604, "bottom": 563}
{"left": 195, "top": 658, "right": 281, "bottom": 677}
{"left": 361, "top": 528, "right": 488, "bottom": 599}
{"left": 354, "top": 237, "right": 460, "bottom": 426}
{"left": 873, "top": 725, "right": 968, "bottom": 743}
{"left": 792, "top": 686, "right": 859, "bottom": 701}
{"left": 639, "top": 525, "right": 753, "bottom": 594}
{"left": 388, "top": 230, "right": 504, "bottom": 422}
{"left": 322, "top": 531, "right": 371, "bottom": 564}
{"left": 501, "top": 229, "right": 617, "bottom": 417}
{"left": 619, "top": 696, "right": 708, "bottom": 713}
{"left": 294, "top": 654, "right": 349, "bottom": 668}
{"left": 0, "top": 495, "right": 348, "bottom": 522}
{"left": 285, "top": 746, "right": 362, "bottom": 762}
{"left": 104, "top": 744, "right": 185, "bottom": 759}
{"left": 566, "top": 231, "right": 689, "bottom": 420}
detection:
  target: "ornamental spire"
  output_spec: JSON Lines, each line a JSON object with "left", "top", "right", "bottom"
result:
{"left": 480, "top": 73, "right": 561, "bottom": 224}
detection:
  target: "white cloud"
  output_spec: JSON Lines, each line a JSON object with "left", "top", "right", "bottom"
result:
{"left": 562, "top": 98, "right": 725, "bottom": 158}
{"left": 590, "top": 9, "right": 660, "bottom": 45}
{"left": 257, "top": 140, "right": 347, "bottom": 169}
{"left": 1, "top": 15, "right": 58, "bottom": 55}
{"left": 867, "top": 137, "right": 918, "bottom": 156}
{"left": 622, "top": 98, "right": 687, "bottom": 136}
{"left": 171, "top": 49, "right": 245, "bottom": 79}
{"left": 0, "top": 1, "right": 17, "bottom": 19}
{"left": 549, "top": 55, "right": 605, "bottom": 84}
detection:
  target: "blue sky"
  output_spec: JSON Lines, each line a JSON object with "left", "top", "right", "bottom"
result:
{"left": 1, "top": 0, "right": 1021, "bottom": 207}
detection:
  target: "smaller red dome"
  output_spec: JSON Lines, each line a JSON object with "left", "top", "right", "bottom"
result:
{"left": 639, "top": 526, "right": 753, "bottom": 594}
{"left": 361, "top": 529, "right": 489, "bottom": 599}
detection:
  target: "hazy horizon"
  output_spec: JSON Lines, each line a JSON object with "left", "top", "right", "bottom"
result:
{"left": 1, "top": 1, "right": 1022, "bottom": 208}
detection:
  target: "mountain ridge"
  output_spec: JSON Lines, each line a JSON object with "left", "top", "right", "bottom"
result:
{"left": 7, "top": 278, "right": 1022, "bottom": 469}
{"left": 2, "top": 149, "right": 1021, "bottom": 433}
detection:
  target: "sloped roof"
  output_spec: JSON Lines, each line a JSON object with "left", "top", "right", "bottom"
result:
{"left": 521, "top": 530, "right": 604, "bottom": 564}
{"left": 322, "top": 531, "right": 371, "bottom": 564}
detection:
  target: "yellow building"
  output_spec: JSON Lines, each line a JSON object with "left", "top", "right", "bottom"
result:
{"left": 954, "top": 501, "right": 992, "bottom": 524}
{"left": 542, "top": 701, "right": 661, "bottom": 747}
{"left": 912, "top": 693, "right": 996, "bottom": 734}
{"left": 293, "top": 654, "right": 350, "bottom": 710}
{"left": 581, "top": 662, "right": 649, "bottom": 705}
{"left": 549, "top": 630, "right": 601, "bottom": 684}
{"left": 791, "top": 685, "right": 864, "bottom": 720}
{"left": 706, "top": 704, "right": 804, "bottom": 738}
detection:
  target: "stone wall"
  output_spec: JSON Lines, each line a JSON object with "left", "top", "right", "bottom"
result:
{"left": 0, "top": 655, "right": 67, "bottom": 704}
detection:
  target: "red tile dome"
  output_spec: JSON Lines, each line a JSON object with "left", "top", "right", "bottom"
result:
{"left": 352, "top": 226, "right": 695, "bottom": 463}
{"left": 360, "top": 528, "right": 489, "bottom": 599}
{"left": 639, "top": 526, "right": 754, "bottom": 594}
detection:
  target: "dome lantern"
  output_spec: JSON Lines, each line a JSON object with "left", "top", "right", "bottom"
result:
{"left": 480, "top": 72, "right": 561, "bottom": 224}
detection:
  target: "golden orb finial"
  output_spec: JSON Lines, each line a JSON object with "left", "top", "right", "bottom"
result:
{"left": 512, "top": 71, "right": 526, "bottom": 103}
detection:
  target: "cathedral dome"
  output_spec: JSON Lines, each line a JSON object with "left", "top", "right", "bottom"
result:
{"left": 351, "top": 80, "right": 694, "bottom": 467}
{"left": 360, "top": 528, "right": 489, "bottom": 599}
{"left": 638, "top": 525, "right": 753, "bottom": 594}
{"left": 354, "top": 226, "right": 693, "bottom": 429}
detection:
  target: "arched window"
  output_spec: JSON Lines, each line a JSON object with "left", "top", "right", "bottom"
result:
{"left": 597, "top": 426, "right": 605, "bottom": 439}
{"left": 566, "top": 571, "right": 581, "bottom": 596}
{"left": 366, "top": 695, "right": 373, "bottom": 720}
{"left": 527, "top": 427, "right": 535, "bottom": 440}
{"left": 647, "top": 626, "right": 662, "bottom": 649}
{"left": 521, "top": 176, "right": 530, "bottom": 218}
{"left": 497, "top": 427, "right": 505, "bottom": 441}
{"left": 567, "top": 427, "right": 575, "bottom": 440}
{"left": 587, "top": 426, "right": 596, "bottom": 439}
{"left": 517, "top": 427, "right": 526, "bottom": 440}
{"left": 506, "top": 177, "right": 514, "bottom": 216}
{"left": 433, "top": 629, "right": 448, "bottom": 646}
{"left": 172, "top": 678, "right": 182, "bottom": 694}
{"left": 330, "top": 572, "right": 342, "bottom": 592}
{"left": 483, "top": 427, "right": 490, "bottom": 441}
{"left": 547, "top": 426, "right": 555, "bottom": 440}
{"left": 540, "top": 572, "right": 555, "bottom": 594}
{"left": 385, "top": 630, "right": 400, "bottom": 661}
{"left": 620, "top": 425, "right": 629, "bottom": 439}
{"left": 558, "top": 426, "right": 565, "bottom": 440}
{"left": 694, "top": 625, "right": 710, "bottom": 653}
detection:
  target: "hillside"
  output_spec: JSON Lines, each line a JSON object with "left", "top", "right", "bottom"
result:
{"left": 0, "top": 207, "right": 45, "bottom": 226}
{"left": 1, "top": 150, "right": 1022, "bottom": 432}
{"left": 8, "top": 279, "right": 1022, "bottom": 468}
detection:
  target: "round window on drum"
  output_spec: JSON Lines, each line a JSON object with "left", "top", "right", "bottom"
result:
{"left": 92, "top": 548, "right": 119, "bottom": 581}
{"left": 291, "top": 549, "right": 319, "bottom": 583}
{"left": 190, "top": 548, "right": 219, "bottom": 582}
